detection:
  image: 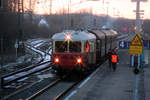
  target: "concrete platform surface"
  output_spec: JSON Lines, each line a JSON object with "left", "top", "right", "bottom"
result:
{"left": 64, "top": 49, "right": 149, "bottom": 100}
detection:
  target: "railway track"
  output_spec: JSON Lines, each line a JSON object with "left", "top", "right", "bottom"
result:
{"left": 24, "top": 76, "right": 79, "bottom": 100}
{"left": 26, "top": 44, "right": 52, "bottom": 57}
{"left": 1, "top": 61, "right": 51, "bottom": 88}
{"left": 26, "top": 79, "right": 61, "bottom": 100}
{"left": 1, "top": 58, "right": 108, "bottom": 100}
{"left": 2, "top": 75, "right": 59, "bottom": 100}
{"left": 1, "top": 36, "right": 128, "bottom": 100}
{"left": 1, "top": 42, "right": 52, "bottom": 88}
{"left": 23, "top": 63, "right": 104, "bottom": 100}
{"left": 1, "top": 52, "right": 106, "bottom": 100}
{"left": 0, "top": 46, "right": 53, "bottom": 100}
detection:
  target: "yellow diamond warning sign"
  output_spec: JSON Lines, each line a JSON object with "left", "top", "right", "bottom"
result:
{"left": 130, "top": 34, "right": 143, "bottom": 46}
{"left": 129, "top": 34, "right": 143, "bottom": 55}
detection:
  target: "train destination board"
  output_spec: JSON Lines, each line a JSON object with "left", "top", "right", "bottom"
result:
{"left": 129, "top": 34, "right": 143, "bottom": 55}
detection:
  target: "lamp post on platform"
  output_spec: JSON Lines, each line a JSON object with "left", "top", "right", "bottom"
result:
{"left": 132, "top": 0, "right": 147, "bottom": 34}
{"left": 135, "top": 0, "right": 142, "bottom": 34}
{"left": 130, "top": 0, "right": 148, "bottom": 70}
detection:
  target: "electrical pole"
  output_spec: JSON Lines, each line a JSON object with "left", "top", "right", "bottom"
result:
{"left": 106, "top": 1, "right": 109, "bottom": 17}
{"left": 133, "top": 0, "right": 147, "bottom": 34}
{"left": 17, "top": 0, "right": 24, "bottom": 56}
{"left": 67, "top": 0, "right": 71, "bottom": 29}
{"left": 69, "top": 0, "right": 74, "bottom": 28}
{"left": 29, "top": 0, "right": 33, "bottom": 23}
{"left": 135, "top": 0, "right": 141, "bottom": 34}
{"left": 50, "top": 0, "right": 52, "bottom": 15}
{"left": 29, "top": 0, "right": 31, "bottom": 10}
{"left": 131, "top": 0, "right": 147, "bottom": 69}
{"left": 1, "top": 37, "right": 3, "bottom": 67}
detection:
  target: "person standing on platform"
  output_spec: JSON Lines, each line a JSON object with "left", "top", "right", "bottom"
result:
{"left": 108, "top": 49, "right": 112, "bottom": 70}
{"left": 111, "top": 50, "right": 118, "bottom": 72}
{"left": 133, "top": 56, "right": 139, "bottom": 74}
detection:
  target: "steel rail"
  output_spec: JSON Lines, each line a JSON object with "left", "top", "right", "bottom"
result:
{"left": 1, "top": 46, "right": 44, "bottom": 78}
{"left": 1, "top": 44, "right": 50, "bottom": 88}
{"left": 53, "top": 81, "right": 79, "bottom": 100}
{"left": 26, "top": 43, "right": 52, "bottom": 56}
{"left": 26, "top": 45, "right": 45, "bottom": 61}
{"left": 53, "top": 59, "right": 106, "bottom": 100}
{"left": 26, "top": 79, "right": 61, "bottom": 100}
{"left": 1, "top": 61, "right": 51, "bottom": 88}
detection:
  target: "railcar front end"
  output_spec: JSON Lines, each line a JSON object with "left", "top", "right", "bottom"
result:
{"left": 51, "top": 30, "right": 96, "bottom": 74}
{"left": 52, "top": 40, "right": 87, "bottom": 71}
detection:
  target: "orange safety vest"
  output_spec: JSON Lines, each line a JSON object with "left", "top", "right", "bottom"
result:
{"left": 111, "top": 55, "right": 118, "bottom": 63}
{"left": 85, "top": 42, "right": 90, "bottom": 53}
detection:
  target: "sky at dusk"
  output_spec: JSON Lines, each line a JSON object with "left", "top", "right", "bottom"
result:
{"left": 25, "top": 0, "right": 150, "bottom": 19}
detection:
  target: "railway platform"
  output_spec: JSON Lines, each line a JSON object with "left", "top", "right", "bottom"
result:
{"left": 64, "top": 49, "right": 150, "bottom": 100}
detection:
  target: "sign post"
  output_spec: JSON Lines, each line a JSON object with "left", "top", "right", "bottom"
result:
{"left": 14, "top": 40, "right": 18, "bottom": 58}
{"left": 131, "top": 0, "right": 147, "bottom": 35}
{"left": 129, "top": 34, "right": 143, "bottom": 68}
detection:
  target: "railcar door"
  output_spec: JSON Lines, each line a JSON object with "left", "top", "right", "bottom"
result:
{"left": 104, "top": 34, "right": 107, "bottom": 55}
{"left": 96, "top": 39, "right": 101, "bottom": 63}
{"left": 110, "top": 37, "right": 112, "bottom": 49}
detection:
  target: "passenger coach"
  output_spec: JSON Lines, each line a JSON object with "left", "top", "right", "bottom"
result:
{"left": 51, "top": 29, "right": 118, "bottom": 74}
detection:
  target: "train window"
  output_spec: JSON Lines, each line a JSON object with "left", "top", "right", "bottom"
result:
{"left": 55, "top": 41, "right": 67, "bottom": 52}
{"left": 89, "top": 41, "right": 94, "bottom": 52}
{"left": 85, "top": 42, "right": 90, "bottom": 53}
{"left": 69, "top": 41, "right": 81, "bottom": 52}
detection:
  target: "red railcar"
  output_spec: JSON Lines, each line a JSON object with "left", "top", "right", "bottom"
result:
{"left": 51, "top": 29, "right": 118, "bottom": 74}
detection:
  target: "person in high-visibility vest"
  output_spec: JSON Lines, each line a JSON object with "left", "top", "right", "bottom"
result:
{"left": 111, "top": 51, "right": 118, "bottom": 71}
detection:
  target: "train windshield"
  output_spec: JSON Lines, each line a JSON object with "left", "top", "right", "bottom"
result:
{"left": 55, "top": 41, "right": 81, "bottom": 53}
{"left": 55, "top": 41, "right": 67, "bottom": 52}
{"left": 69, "top": 41, "right": 81, "bottom": 53}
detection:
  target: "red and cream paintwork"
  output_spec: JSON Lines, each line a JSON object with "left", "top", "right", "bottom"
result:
{"left": 51, "top": 30, "right": 96, "bottom": 71}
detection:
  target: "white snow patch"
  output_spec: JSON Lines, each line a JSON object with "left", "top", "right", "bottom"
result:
{"left": 34, "top": 42, "right": 44, "bottom": 48}
{"left": 38, "top": 73, "right": 54, "bottom": 80}
{"left": 4, "top": 63, "right": 50, "bottom": 81}
{"left": 17, "top": 77, "right": 29, "bottom": 82}
{"left": 31, "top": 40, "right": 44, "bottom": 45}
{"left": 44, "top": 55, "right": 51, "bottom": 62}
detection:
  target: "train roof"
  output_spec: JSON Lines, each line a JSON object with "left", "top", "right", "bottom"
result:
{"left": 52, "top": 30, "right": 96, "bottom": 41}
{"left": 88, "top": 29, "right": 118, "bottom": 39}
{"left": 102, "top": 29, "right": 118, "bottom": 36}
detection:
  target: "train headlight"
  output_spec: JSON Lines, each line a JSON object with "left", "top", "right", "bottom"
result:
{"left": 76, "top": 58, "right": 82, "bottom": 64}
{"left": 54, "top": 57, "right": 59, "bottom": 63}
{"left": 65, "top": 34, "right": 72, "bottom": 41}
